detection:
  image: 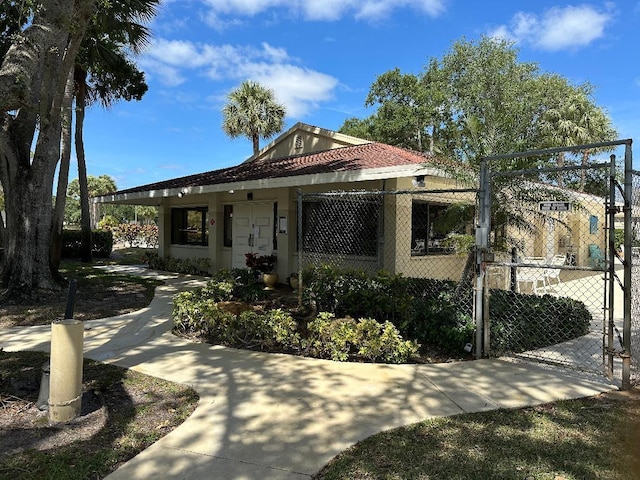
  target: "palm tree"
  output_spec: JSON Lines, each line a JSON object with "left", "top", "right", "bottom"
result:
{"left": 51, "top": 0, "right": 158, "bottom": 264}
{"left": 539, "top": 83, "right": 616, "bottom": 190}
{"left": 222, "top": 80, "right": 286, "bottom": 156}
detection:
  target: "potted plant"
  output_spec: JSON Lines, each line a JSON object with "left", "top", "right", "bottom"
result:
{"left": 245, "top": 253, "right": 278, "bottom": 289}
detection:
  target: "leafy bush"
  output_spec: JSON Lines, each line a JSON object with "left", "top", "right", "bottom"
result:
{"left": 488, "top": 290, "right": 592, "bottom": 354}
{"left": 217, "top": 309, "right": 300, "bottom": 352}
{"left": 302, "top": 265, "right": 412, "bottom": 323}
{"left": 172, "top": 292, "right": 300, "bottom": 352}
{"left": 144, "top": 251, "right": 211, "bottom": 276}
{"left": 303, "top": 313, "right": 357, "bottom": 361}
{"left": 97, "top": 215, "right": 119, "bottom": 230}
{"left": 172, "top": 293, "right": 222, "bottom": 338}
{"left": 61, "top": 229, "right": 113, "bottom": 258}
{"left": 172, "top": 264, "right": 592, "bottom": 363}
{"left": 408, "top": 291, "right": 474, "bottom": 354}
{"left": 303, "top": 313, "right": 419, "bottom": 363}
{"left": 92, "top": 230, "right": 114, "bottom": 257}
{"left": 112, "top": 223, "right": 158, "bottom": 248}
{"left": 303, "top": 266, "right": 467, "bottom": 353}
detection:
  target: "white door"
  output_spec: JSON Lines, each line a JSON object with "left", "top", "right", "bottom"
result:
{"left": 232, "top": 203, "right": 274, "bottom": 269}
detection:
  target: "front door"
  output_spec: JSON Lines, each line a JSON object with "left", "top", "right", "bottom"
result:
{"left": 232, "top": 203, "right": 275, "bottom": 269}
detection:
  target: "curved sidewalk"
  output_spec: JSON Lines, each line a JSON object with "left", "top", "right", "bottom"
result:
{"left": 0, "top": 266, "right": 617, "bottom": 480}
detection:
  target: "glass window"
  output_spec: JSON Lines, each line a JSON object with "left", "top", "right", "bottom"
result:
{"left": 411, "top": 202, "right": 450, "bottom": 255}
{"left": 171, "top": 207, "right": 208, "bottom": 245}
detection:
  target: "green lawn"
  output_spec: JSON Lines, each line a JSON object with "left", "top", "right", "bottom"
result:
{"left": 315, "top": 392, "right": 640, "bottom": 480}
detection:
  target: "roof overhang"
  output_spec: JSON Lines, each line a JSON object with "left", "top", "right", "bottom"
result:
{"left": 93, "top": 164, "right": 445, "bottom": 205}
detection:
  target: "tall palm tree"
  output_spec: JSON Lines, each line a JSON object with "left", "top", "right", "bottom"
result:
{"left": 539, "top": 84, "right": 616, "bottom": 190}
{"left": 52, "top": 0, "right": 158, "bottom": 264}
{"left": 222, "top": 81, "right": 286, "bottom": 156}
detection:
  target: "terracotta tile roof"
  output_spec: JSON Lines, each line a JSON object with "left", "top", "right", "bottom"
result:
{"left": 110, "top": 142, "right": 440, "bottom": 196}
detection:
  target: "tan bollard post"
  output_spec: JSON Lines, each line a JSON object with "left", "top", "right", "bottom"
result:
{"left": 49, "top": 319, "right": 84, "bottom": 422}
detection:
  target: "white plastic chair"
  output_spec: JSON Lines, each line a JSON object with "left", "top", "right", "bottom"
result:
{"left": 544, "top": 254, "right": 566, "bottom": 291}
{"left": 516, "top": 257, "right": 547, "bottom": 294}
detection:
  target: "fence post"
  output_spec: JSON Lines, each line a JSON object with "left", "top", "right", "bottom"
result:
{"left": 474, "top": 158, "right": 491, "bottom": 359}
{"left": 622, "top": 141, "right": 633, "bottom": 389}
{"left": 606, "top": 155, "right": 616, "bottom": 380}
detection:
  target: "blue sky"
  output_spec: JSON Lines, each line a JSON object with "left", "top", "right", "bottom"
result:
{"left": 82, "top": 0, "right": 640, "bottom": 190}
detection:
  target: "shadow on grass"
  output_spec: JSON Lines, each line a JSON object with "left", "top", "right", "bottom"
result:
{"left": 314, "top": 393, "right": 640, "bottom": 480}
{"left": 0, "top": 350, "right": 197, "bottom": 480}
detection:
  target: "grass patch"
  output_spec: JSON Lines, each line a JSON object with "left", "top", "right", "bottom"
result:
{"left": 315, "top": 392, "right": 640, "bottom": 480}
{"left": 0, "top": 350, "right": 199, "bottom": 480}
{"left": 95, "top": 247, "right": 157, "bottom": 266}
{"left": 0, "top": 260, "right": 163, "bottom": 327}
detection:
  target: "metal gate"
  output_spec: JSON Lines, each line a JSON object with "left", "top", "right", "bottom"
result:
{"left": 479, "top": 140, "right": 633, "bottom": 387}
{"left": 296, "top": 139, "right": 634, "bottom": 388}
{"left": 630, "top": 170, "right": 640, "bottom": 386}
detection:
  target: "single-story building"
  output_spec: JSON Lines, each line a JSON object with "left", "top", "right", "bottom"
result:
{"left": 95, "top": 123, "right": 477, "bottom": 281}
{"left": 95, "top": 122, "right": 607, "bottom": 283}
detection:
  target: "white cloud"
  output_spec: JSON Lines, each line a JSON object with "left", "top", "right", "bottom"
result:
{"left": 142, "top": 39, "right": 338, "bottom": 118}
{"left": 139, "top": 58, "right": 185, "bottom": 86}
{"left": 201, "top": 0, "right": 446, "bottom": 22}
{"left": 238, "top": 63, "right": 338, "bottom": 116}
{"left": 490, "top": 5, "right": 614, "bottom": 51}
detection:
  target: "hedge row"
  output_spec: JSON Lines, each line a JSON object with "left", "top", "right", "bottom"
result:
{"left": 61, "top": 229, "right": 113, "bottom": 259}
{"left": 301, "top": 265, "right": 592, "bottom": 355}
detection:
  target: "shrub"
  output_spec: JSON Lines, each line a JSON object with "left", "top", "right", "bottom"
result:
{"left": 303, "top": 313, "right": 357, "bottom": 361}
{"left": 97, "top": 215, "right": 119, "bottom": 230}
{"left": 172, "top": 293, "right": 222, "bottom": 338}
{"left": 218, "top": 309, "right": 300, "bottom": 352}
{"left": 173, "top": 292, "right": 300, "bottom": 353}
{"left": 355, "top": 318, "right": 420, "bottom": 363}
{"left": 144, "top": 252, "right": 211, "bottom": 276}
{"left": 303, "top": 313, "right": 419, "bottom": 363}
{"left": 200, "top": 280, "right": 234, "bottom": 302}
{"left": 61, "top": 229, "right": 113, "bottom": 259}
{"left": 406, "top": 289, "right": 474, "bottom": 355}
{"left": 488, "top": 290, "right": 592, "bottom": 354}
{"left": 113, "top": 223, "right": 143, "bottom": 247}
{"left": 302, "top": 266, "right": 412, "bottom": 323}
{"left": 140, "top": 224, "right": 159, "bottom": 248}
{"left": 112, "top": 223, "right": 159, "bottom": 248}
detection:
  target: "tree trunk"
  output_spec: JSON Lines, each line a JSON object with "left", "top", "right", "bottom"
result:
{"left": 579, "top": 150, "right": 590, "bottom": 192}
{"left": 252, "top": 132, "right": 260, "bottom": 156}
{"left": 556, "top": 152, "right": 565, "bottom": 187}
{"left": 0, "top": 0, "right": 96, "bottom": 298}
{"left": 51, "top": 72, "right": 75, "bottom": 271}
{"left": 75, "top": 69, "right": 92, "bottom": 263}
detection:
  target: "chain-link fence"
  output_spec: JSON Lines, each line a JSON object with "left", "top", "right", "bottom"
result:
{"left": 630, "top": 170, "right": 640, "bottom": 385}
{"left": 485, "top": 162, "right": 611, "bottom": 374}
{"left": 298, "top": 189, "right": 479, "bottom": 353}
{"left": 296, "top": 144, "right": 632, "bottom": 384}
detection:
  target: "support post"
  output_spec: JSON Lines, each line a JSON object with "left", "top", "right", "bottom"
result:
{"left": 474, "top": 158, "right": 491, "bottom": 359}
{"left": 622, "top": 141, "right": 633, "bottom": 389}
{"left": 49, "top": 280, "right": 84, "bottom": 422}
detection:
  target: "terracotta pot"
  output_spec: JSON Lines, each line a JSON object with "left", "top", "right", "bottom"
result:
{"left": 262, "top": 273, "right": 278, "bottom": 290}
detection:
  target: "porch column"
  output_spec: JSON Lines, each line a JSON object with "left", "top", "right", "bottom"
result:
{"left": 157, "top": 202, "right": 171, "bottom": 257}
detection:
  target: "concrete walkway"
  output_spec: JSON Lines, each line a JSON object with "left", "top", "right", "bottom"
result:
{"left": 0, "top": 266, "right": 618, "bottom": 480}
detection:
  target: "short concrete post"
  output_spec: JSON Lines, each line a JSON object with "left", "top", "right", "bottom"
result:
{"left": 49, "top": 319, "right": 84, "bottom": 422}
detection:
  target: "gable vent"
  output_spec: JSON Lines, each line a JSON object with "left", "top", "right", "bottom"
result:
{"left": 294, "top": 134, "right": 303, "bottom": 150}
